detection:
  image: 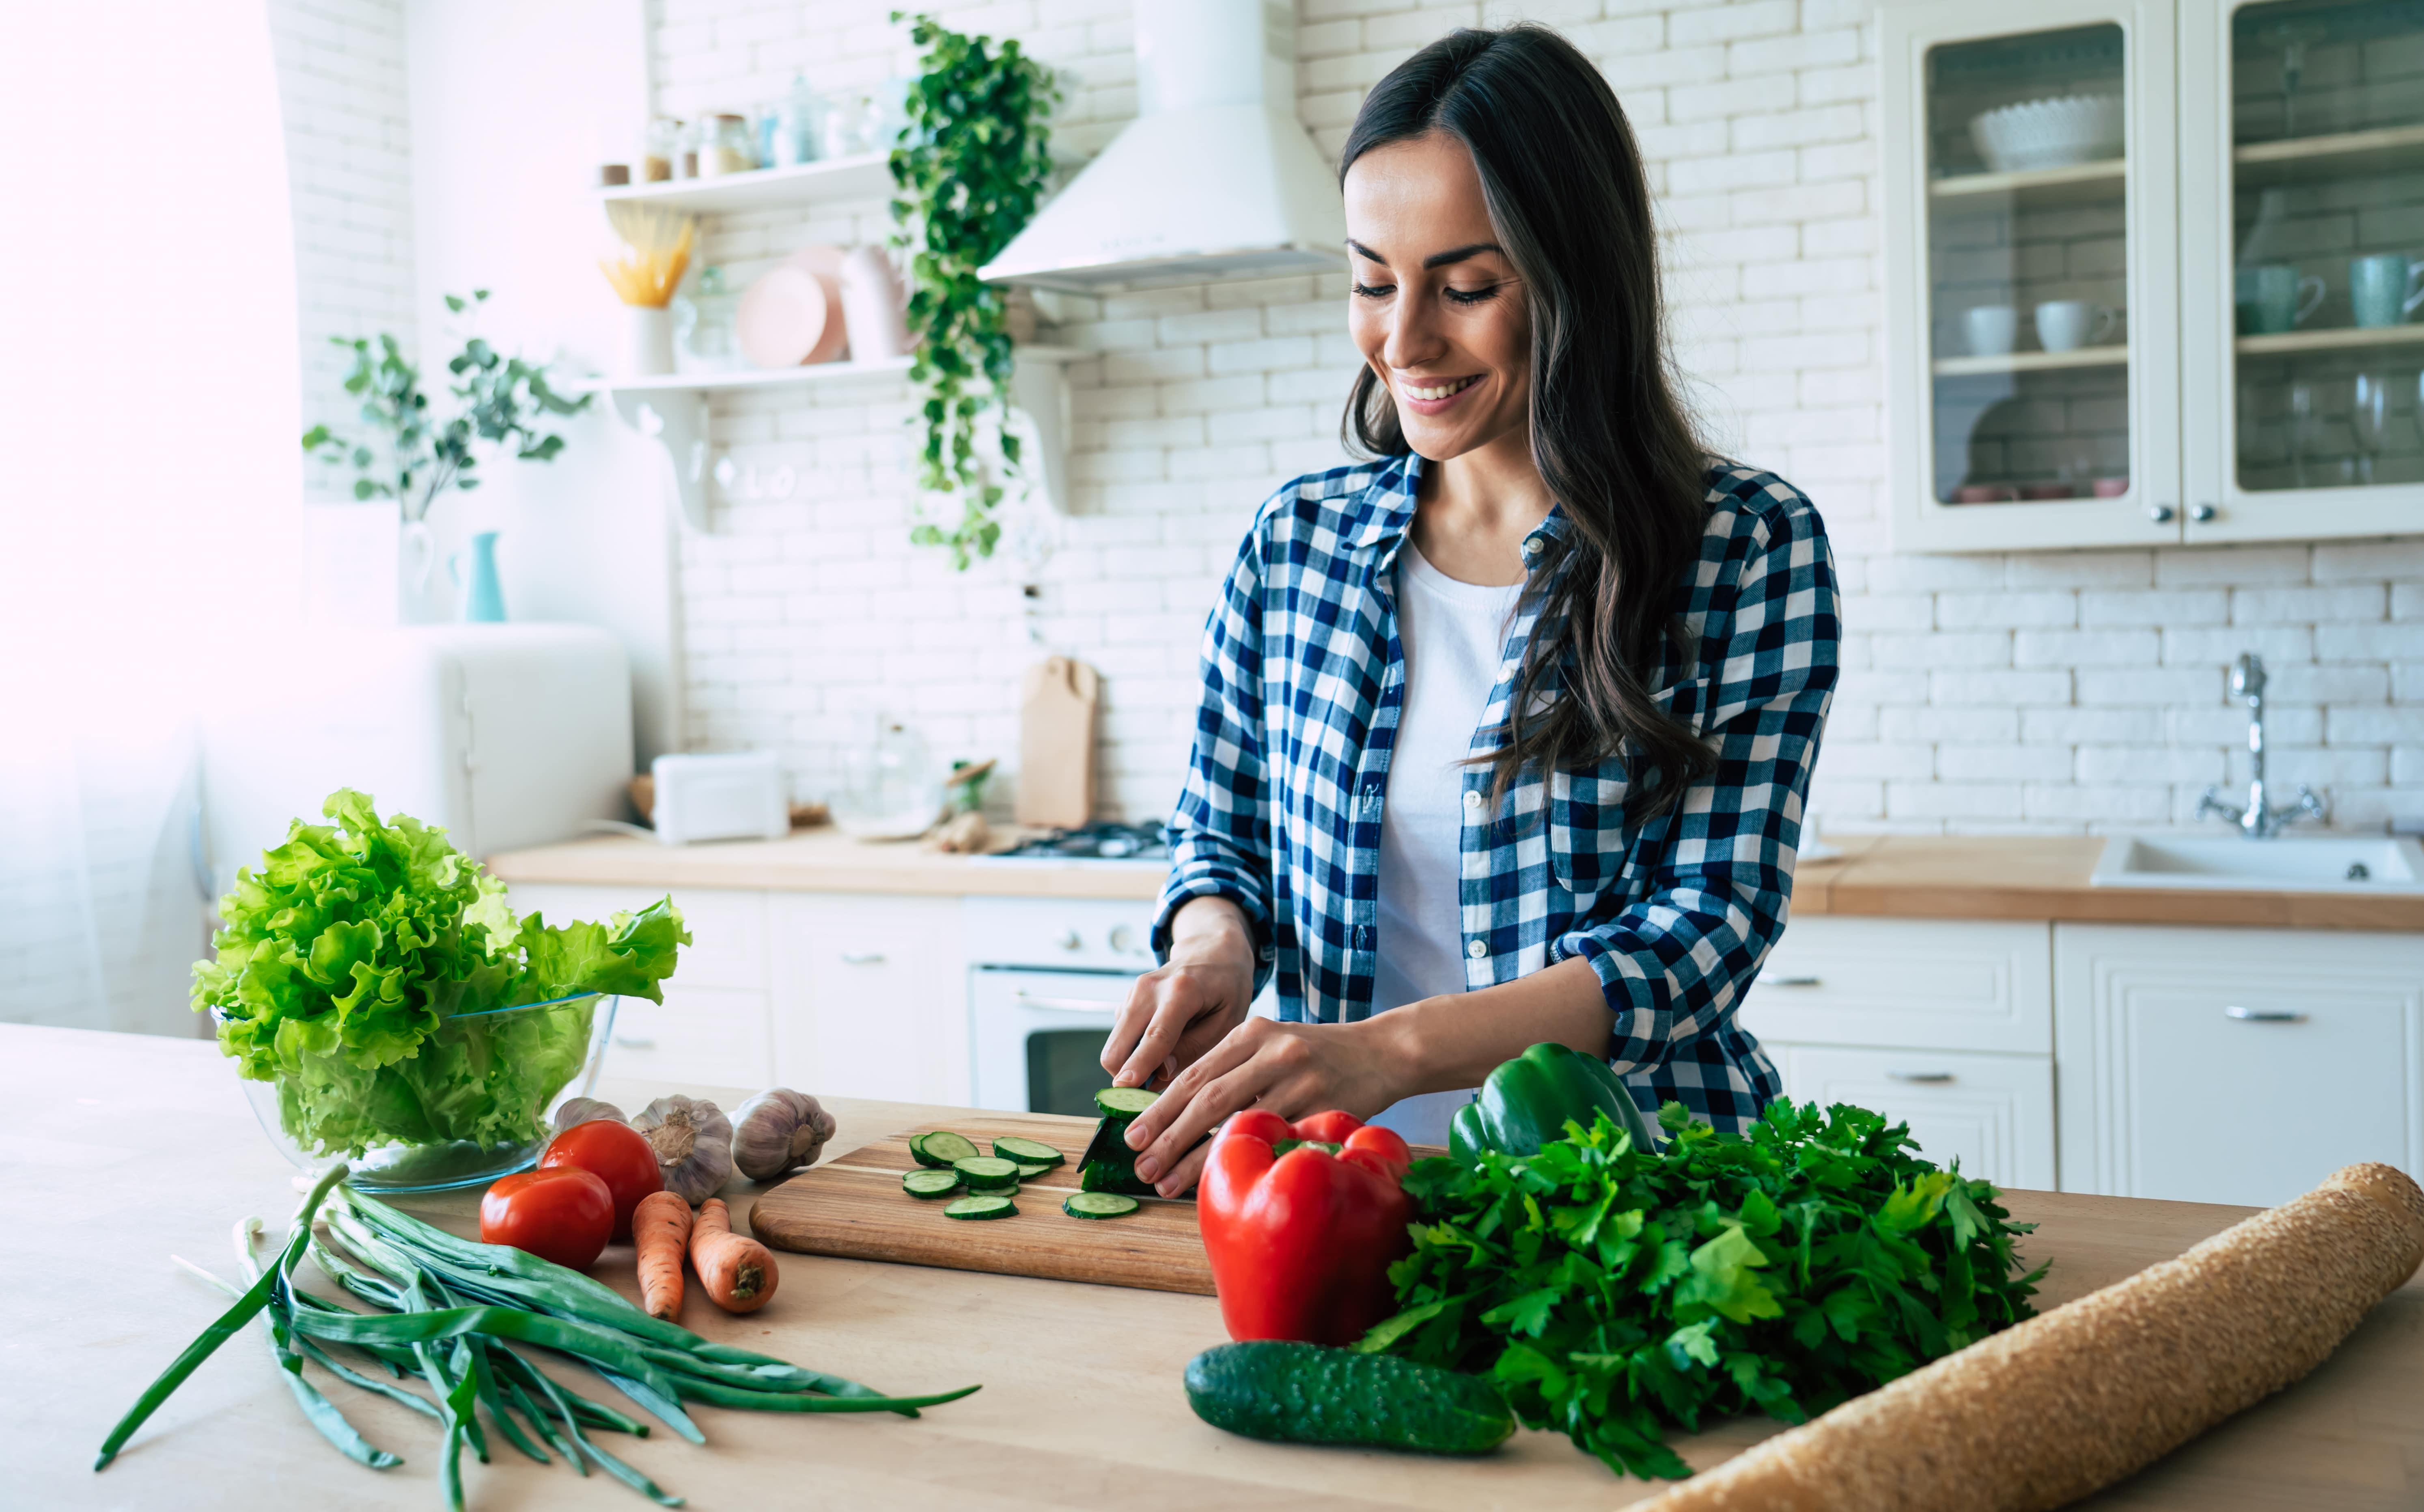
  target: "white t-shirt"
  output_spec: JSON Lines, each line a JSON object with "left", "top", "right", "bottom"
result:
{"left": 1368, "top": 541, "right": 1523, "bottom": 1148}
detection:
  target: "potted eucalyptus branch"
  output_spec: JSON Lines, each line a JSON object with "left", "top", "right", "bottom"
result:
{"left": 302, "top": 290, "right": 590, "bottom": 617}
{"left": 888, "top": 12, "right": 1061, "bottom": 569}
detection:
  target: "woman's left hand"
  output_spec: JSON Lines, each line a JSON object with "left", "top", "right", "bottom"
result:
{"left": 1123, "top": 1014, "right": 1411, "bottom": 1198}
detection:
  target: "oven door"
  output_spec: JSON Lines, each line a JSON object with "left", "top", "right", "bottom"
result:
{"left": 968, "top": 967, "right": 1130, "bottom": 1116}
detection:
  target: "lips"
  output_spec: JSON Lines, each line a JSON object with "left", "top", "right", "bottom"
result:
{"left": 1400, "top": 375, "right": 1480, "bottom": 401}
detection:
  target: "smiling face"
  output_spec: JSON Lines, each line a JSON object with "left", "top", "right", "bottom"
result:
{"left": 1342, "top": 131, "right": 1532, "bottom": 465}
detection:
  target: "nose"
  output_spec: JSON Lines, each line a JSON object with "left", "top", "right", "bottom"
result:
{"left": 1381, "top": 289, "right": 1446, "bottom": 375}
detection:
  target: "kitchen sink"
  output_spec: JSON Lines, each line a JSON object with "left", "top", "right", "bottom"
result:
{"left": 2090, "top": 834, "right": 2424, "bottom": 894}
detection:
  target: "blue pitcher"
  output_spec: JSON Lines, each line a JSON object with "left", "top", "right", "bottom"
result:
{"left": 450, "top": 531, "right": 507, "bottom": 622}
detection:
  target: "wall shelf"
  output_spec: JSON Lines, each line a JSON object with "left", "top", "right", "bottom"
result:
{"left": 2234, "top": 123, "right": 2424, "bottom": 182}
{"left": 573, "top": 347, "right": 1087, "bottom": 530}
{"left": 2234, "top": 325, "right": 2424, "bottom": 358}
{"left": 1933, "top": 344, "right": 2130, "bottom": 377}
{"left": 598, "top": 153, "right": 894, "bottom": 215}
{"left": 1929, "top": 158, "right": 2126, "bottom": 207}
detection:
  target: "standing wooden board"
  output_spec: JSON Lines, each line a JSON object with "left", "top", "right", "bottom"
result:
{"left": 1015, "top": 657, "right": 1098, "bottom": 829}
{"left": 750, "top": 1112, "right": 1215, "bottom": 1294}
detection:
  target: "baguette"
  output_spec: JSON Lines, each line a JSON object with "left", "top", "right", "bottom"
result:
{"left": 1640, "top": 1162, "right": 2424, "bottom": 1512}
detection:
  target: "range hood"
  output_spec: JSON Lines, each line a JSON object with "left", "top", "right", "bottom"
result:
{"left": 978, "top": 0, "right": 1345, "bottom": 292}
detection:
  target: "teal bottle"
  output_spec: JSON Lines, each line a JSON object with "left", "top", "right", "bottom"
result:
{"left": 454, "top": 530, "right": 507, "bottom": 622}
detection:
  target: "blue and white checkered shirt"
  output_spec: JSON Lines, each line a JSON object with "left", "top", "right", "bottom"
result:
{"left": 1153, "top": 453, "right": 1840, "bottom": 1133}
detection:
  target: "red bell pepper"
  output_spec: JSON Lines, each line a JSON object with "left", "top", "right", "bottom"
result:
{"left": 1197, "top": 1109, "right": 1415, "bottom": 1346}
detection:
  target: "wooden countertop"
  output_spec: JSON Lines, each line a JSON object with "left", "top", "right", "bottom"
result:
{"left": 13, "top": 1023, "right": 2421, "bottom": 1509}
{"left": 1796, "top": 835, "right": 2424, "bottom": 930}
{"left": 485, "top": 825, "right": 1164, "bottom": 901}
{"left": 489, "top": 829, "right": 2424, "bottom": 930}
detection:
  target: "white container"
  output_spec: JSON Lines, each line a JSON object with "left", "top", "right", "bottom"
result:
{"left": 1969, "top": 94, "right": 2123, "bottom": 174}
{"left": 651, "top": 751, "right": 789, "bottom": 845}
{"left": 626, "top": 305, "right": 675, "bottom": 376}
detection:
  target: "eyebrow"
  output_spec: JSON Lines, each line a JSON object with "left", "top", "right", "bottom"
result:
{"left": 1346, "top": 239, "right": 1506, "bottom": 270}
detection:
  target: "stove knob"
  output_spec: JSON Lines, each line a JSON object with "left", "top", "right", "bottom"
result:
{"left": 1108, "top": 925, "right": 1137, "bottom": 955}
{"left": 1058, "top": 929, "right": 1084, "bottom": 952}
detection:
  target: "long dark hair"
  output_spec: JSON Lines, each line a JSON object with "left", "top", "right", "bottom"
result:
{"left": 1341, "top": 25, "right": 1715, "bottom": 818}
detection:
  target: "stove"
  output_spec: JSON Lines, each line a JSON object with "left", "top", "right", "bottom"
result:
{"left": 980, "top": 821, "right": 1171, "bottom": 864}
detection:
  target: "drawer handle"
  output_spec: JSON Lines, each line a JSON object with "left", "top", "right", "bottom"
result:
{"left": 839, "top": 951, "right": 887, "bottom": 965}
{"left": 613, "top": 1035, "right": 657, "bottom": 1049}
{"left": 1013, "top": 991, "right": 1122, "bottom": 1014}
{"left": 1887, "top": 1071, "right": 1954, "bottom": 1083}
{"left": 2225, "top": 1006, "right": 2305, "bottom": 1023}
{"left": 1767, "top": 974, "right": 1823, "bottom": 988}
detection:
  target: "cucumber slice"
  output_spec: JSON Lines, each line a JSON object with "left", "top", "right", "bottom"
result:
{"left": 1062, "top": 1192, "right": 1140, "bottom": 1219}
{"left": 944, "top": 1194, "right": 1017, "bottom": 1221}
{"left": 912, "top": 1130, "right": 981, "bottom": 1168}
{"left": 1013, "top": 1161, "right": 1057, "bottom": 1179}
{"left": 953, "top": 1156, "right": 1021, "bottom": 1192}
{"left": 992, "top": 1136, "right": 1066, "bottom": 1166}
{"left": 902, "top": 1169, "right": 961, "bottom": 1199}
{"left": 1095, "top": 1086, "right": 1160, "bottom": 1118}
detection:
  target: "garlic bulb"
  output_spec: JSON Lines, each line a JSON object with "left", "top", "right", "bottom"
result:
{"left": 630, "top": 1094, "right": 734, "bottom": 1204}
{"left": 730, "top": 1088, "right": 836, "bottom": 1182}
{"left": 551, "top": 1097, "right": 627, "bottom": 1135}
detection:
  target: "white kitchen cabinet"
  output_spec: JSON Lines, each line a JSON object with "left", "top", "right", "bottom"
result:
{"left": 1881, "top": 0, "right": 2424, "bottom": 549}
{"left": 2054, "top": 922, "right": 2424, "bottom": 1206}
{"left": 1739, "top": 917, "right": 2053, "bottom": 1054}
{"left": 503, "top": 882, "right": 774, "bottom": 1089}
{"left": 1763, "top": 1045, "right": 2058, "bottom": 1190}
{"left": 770, "top": 894, "right": 969, "bottom": 1105}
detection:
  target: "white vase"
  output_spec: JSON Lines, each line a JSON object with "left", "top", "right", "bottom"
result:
{"left": 838, "top": 246, "right": 911, "bottom": 362}
{"left": 396, "top": 518, "right": 448, "bottom": 624}
{"left": 626, "top": 306, "right": 675, "bottom": 376}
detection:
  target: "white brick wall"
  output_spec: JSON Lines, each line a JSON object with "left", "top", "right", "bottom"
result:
{"left": 609, "top": 1, "right": 2424, "bottom": 831}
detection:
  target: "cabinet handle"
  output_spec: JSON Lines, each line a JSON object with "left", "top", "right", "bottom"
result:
{"left": 2224, "top": 1005, "right": 2305, "bottom": 1023}
{"left": 1013, "top": 991, "right": 1121, "bottom": 1014}
{"left": 613, "top": 1035, "right": 657, "bottom": 1049}
{"left": 2148, "top": 503, "right": 2176, "bottom": 524}
{"left": 839, "top": 951, "right": 886, "bottom": 965}
{"left": 1887, "top": 1070, "right": 1954, "bottom": 1083}
{"left": 1767, "top": 974, "right": 1823, "bottom": 988}
{"left": 2189, "top": 503, "right": 2217, "bottom": 523}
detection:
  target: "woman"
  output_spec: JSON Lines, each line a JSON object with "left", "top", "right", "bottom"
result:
{"left": 1102, "top": 24, "right": 1840, "bottom": 1197}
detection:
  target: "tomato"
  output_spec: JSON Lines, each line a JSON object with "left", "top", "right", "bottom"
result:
{"left": 539, "top": 1119, "right": 663, "bottom": 1241}
{"left": 481, "top": 1167, "right": 614, "bottom": 1270}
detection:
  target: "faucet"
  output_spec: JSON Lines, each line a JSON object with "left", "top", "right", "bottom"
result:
{"left": 2198, "top": 653, "right": 2326, "bottom": 838}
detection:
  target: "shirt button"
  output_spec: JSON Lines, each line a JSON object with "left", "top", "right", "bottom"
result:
{"left": 1461, "top": 790, "right": 1483, "bottom": 811}
{"left": 1465, "top": 939, "right": 1487, "bottom": 959}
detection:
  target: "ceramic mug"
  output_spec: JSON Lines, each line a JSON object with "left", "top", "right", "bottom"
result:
{"left": 1966, "top": 305, "right": 2018, "bottom": 357}
{"left": 2349, "top": 254, "right": 2424, "bottom": 329}
{"left": 2242, "top": 264, "right": 2325, "bottom": 335}
{"left": 2034, "top": 299, "right": 2119, "bottom": 352}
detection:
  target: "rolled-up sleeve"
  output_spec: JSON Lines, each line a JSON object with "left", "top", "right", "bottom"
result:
{"left": 1556, "top": 498, "right": 1840, "bottom": 1074}
{"left": 1153, "top": 524, "right": 1278, "bottom": 989}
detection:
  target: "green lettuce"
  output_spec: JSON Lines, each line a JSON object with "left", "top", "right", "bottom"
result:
{"left": 196, "top": 788, "right": 687, "bottom": 1156}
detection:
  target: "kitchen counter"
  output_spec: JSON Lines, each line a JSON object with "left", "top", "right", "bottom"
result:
{"left": 489, "top": 828, "right": 2424, "bottom": 929}
{"left": 11, "top": 1022, "right": 2421, "bottom": 1510}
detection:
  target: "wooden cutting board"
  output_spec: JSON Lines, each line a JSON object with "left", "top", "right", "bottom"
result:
{"left": 1014, "top": 657, "right": 1098, "bottom": 829}
{"left": 750, "top": 1112, "right": 1215, "bottom": 1293}
{"left": 749, "top": 1110, "right": 1446, "bottom": 1295}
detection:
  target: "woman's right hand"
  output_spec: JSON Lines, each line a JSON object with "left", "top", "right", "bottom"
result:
{"left": 1101, "top": 896, "right": 1257, "bottom": 1090}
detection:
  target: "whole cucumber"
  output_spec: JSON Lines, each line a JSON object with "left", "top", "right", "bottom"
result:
{"left": 1183, "top": 1341, "right": 1514, "bottom": 1456}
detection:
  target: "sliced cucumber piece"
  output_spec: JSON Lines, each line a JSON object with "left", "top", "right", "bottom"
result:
{"left": 953, "top": 1156, "right": 1021, "bottom": 1192}
{"left": 912, "top": 1130, "right": 981, "bottom": 1168}
{"left": 901, "top": 1169, "right": 961, "bottom": 1199}
{"left": 944, "top": 1194, "right": 1017, "bottom": 1221}
{"left": 993, "top": 1135, "right": 1067, "bottom": 1166}
{"left": 1013, "top": 1161, "right": 1057, "bottom": 1179}
{"left": 1095, "top": 1086, "right": 1160, "bottom": 1118}
{"left": 1063, "top": 1192, "right": 1140, "bottom": 1220}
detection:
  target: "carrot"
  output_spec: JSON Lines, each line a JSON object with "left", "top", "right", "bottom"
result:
{"left": 632, "top": 1190, "right": 693, "bottom": 1321}
{"left": 689, "top": 1197, "right": 779, "bottom": 1314}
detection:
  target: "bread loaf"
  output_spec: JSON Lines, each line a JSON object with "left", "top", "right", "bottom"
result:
{"left": 1639, "top": 1163, "right": 2424, "bottom": 1512}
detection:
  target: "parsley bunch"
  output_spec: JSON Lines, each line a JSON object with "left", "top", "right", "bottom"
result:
{"left": 1359, "top": 1101, "right": 2045, "bottom": 1480}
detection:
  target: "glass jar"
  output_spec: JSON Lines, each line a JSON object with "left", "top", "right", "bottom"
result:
{"left": 698, "top": 112, "right": 757, "bottom": 177}
{"left": 673, "top": 265, "right": 741, "bottom": 374}
{"left": 642, "top": 117, "right": 682, "bottom": 183}
{"left": 820, "top": 92, "right": 871, "bottom": 159}
{"left": 832, "top": 717, "right": 942, "bottom": 840}
{"left": 769, "top": 73, "right": 821, "bottom": 168}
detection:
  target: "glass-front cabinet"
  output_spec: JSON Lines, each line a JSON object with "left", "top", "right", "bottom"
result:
{"left": 1885, "top": 0, "right": 2424, "bottom": 549}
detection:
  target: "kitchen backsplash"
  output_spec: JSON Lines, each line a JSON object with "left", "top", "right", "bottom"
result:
{"left": 275, "top": 0, "right": 2424, "bottom": 834}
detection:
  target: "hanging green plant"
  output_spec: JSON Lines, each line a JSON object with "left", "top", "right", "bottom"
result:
{"left": 888, "top": 11, "right": 1061, "bottom": 569}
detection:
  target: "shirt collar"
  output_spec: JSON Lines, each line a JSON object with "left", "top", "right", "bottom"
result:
{"left": 1343, "top": 451, "right": 1570, "bottom": 569}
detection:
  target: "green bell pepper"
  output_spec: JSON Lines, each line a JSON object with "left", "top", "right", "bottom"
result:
{"left": 1448, "top": 1042, "right": 1660, "bottom": 1161}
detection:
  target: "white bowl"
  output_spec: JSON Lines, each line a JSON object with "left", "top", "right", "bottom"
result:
{"left": 1969, "top": 94, "right": 2123, "bottom": 174}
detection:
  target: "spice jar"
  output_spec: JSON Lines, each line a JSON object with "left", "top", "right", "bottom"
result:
{"left": 642, "top": 117, "right": 682, "bottom": 183}
{"left": 672, "top": 266, "right": 741, "bottom": 374}
{"left": 698, "top": 113, "right": 757, "bottom": 177}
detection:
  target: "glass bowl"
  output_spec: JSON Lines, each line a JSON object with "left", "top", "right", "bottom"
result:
{"left": 214, "top": 993, "right": 618, "bottom": 1192}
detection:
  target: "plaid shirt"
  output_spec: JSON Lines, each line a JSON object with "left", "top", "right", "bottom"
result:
{"left": 1153, "top": 453, "right": 1840, "bottom": 1133}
